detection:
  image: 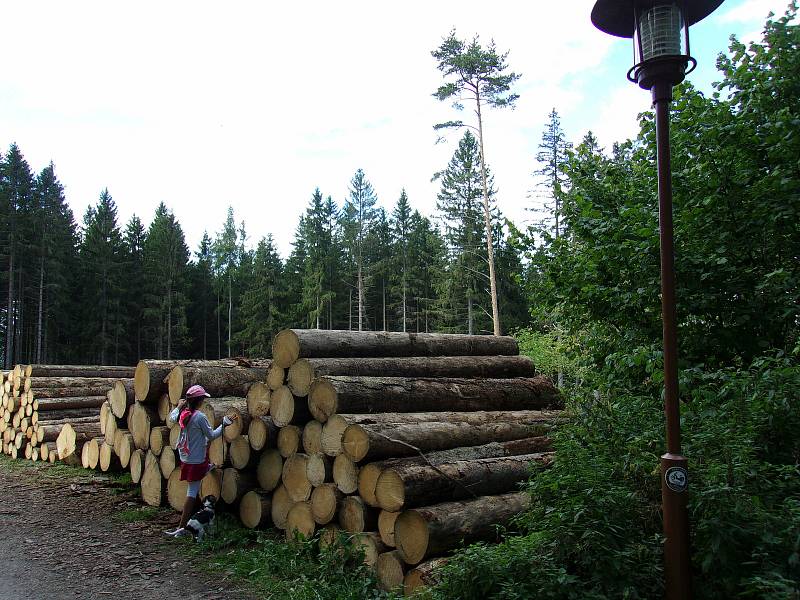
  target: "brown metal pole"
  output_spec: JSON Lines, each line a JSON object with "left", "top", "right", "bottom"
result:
{"left": 652, "top": 80, "right": 692, "bottom": 600}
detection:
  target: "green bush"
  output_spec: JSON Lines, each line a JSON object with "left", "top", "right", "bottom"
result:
{"left": 430, "top": 354, "right": 800, "bottom": 599}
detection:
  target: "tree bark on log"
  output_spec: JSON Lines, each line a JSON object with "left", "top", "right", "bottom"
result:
{"left": 31, "top": 386, "right": 118, "bottom": 399}
{"left": 309, "top": 376, "right": 560, "bottom": 422}
{"left": 403, "top": 557, "right": 448, "bottom": 596}
{"left": 343, "top": 417, "right": 557, "bottom": 462}
{"left": 29, "top": 376, "right": 128, "bottom": 390}
{"left": 240, "top": 489, "right": 272, "bottom": 529}
{"left": 167, "top": 366, "right": 268, "bottom": 405}
{"left": 35, "top": 396, "right": 107, "bottom": 411}
{"left": 376, "top": 452, "right": 552, "bottom": 512}
{"left": 35, "top": 407, "right": 102, "bottom": 421}
{"left": 272, "top": 329, "right": 520, "bottom": 368}
{"left": 289, "top": 355, "right": 537, "bottom": 397}
{"left": 358, "top": 435, "right": 553, "bottom": 505}
{"left": 334, "top": 409, "right": 563, "bottom": 427}
{"left": 28, "top": 365, "right": 136, "bottom": 378}
{"left": 394, "top": 492, "right": 530, "bottom": 564}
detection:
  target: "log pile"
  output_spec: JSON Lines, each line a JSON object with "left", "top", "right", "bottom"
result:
{"left": 265, "top": 329, "right": 562, "bottom": 595}
{"left": 1, "top": 329, "right": 562, "bottom": 597}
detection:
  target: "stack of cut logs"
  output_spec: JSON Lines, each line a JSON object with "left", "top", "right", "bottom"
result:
{"left": 0, "top": 364, "right": 135, "bottom": 462}
{"left": 263, "top": 329, "right": 562, "bottom": 595}
{"left": 0, "top": 329, "right": 562, "bottom": 597}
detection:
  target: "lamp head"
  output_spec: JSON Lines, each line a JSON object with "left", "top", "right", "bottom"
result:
{"left": 591, "top": 0, "right": 725, "bottom": 90}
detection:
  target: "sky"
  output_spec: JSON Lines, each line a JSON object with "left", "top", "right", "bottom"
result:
{"left": 0, "top": 0, "right": 791, "bottom": 257}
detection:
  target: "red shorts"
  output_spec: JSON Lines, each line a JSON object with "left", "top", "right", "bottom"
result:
{"left": 180, "top": 459, "right": 209, "bottom": 482}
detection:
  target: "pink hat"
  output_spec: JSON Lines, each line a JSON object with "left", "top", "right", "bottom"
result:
{"left": 186, "top": 385, "right": 211, "bottom": 399}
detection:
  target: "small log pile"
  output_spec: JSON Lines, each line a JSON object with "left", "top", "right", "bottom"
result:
{"left": 0, "top": 364, "right": 135, "bottom": 463}
{"left": 2, "top": 329, "right": 562, "bottom": 597}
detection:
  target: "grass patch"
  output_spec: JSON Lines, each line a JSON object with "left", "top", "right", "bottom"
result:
{"left": 184, "top": 513, "right": 399, "bottom": 600}
{"left": 114, "top": 506, "right": 161, "bottom": 523}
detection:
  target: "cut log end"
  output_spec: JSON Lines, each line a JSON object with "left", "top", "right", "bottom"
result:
{"left": 377, "top": 550, "right": 406, "bottom": 591}
{"left": 270, "top": 386, "right": 296, "bottom": 427}
{"left": 285, "top": 501, "right": 315, "bottom": 540}
{"left": 394, "top": 510, "right": 428, "bottom": 565}
{"left": 168, "top": 468, "right": 189, "bottom": 511}
{"left": 374, "top": 470, "right": 404, "bottom": 513}
{"left": 358, "top": 463, "right": 383, "bottom": 507}
{"left": 320, "top": 414, "right": 348, "bottom": 457}
{"left": 266, "top": 363, "right": 286, "bottom": 390}
{"left": 308, "top": 379, "right": 336, "bottom": 423}
{"left": 378, "top": 510, "right": 400, "bottom": 547}
{"left": 310, "top": 483, "right": 341, "bottom": 525}
{"left": 240, "top": 490, "right": 272, "bottom": 529}
{"left": 282, "top": 453, "right": 311, "bottom": 502}
{"left": 272, "top": 329, "right": 300, "bottom": 369}
{"left": 302, "top": 420, "right": 323, "bottom": 455}
{"left": 277, "top": 425, "right": 301, "bottom": 458}
{"left": 256, "top": 449, "right": 284, "bottom": 492}
{"left": 332, "top": 454, "right": 359, "bottom": 494}
{"left": 270, "top": 484, "right": 293, "bottom": 530}
{"left": 246, "top": 382, "right": 270, "bottom": 417}
{"left": 287, "top": 358, "right": 313, "bottom": 397}
{"left": 341, "top": 424, "right": 369, "bottom": 462}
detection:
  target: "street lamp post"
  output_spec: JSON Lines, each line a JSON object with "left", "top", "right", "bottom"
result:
{"left": 589, "top": 2, "right": 725, "bottom": 599}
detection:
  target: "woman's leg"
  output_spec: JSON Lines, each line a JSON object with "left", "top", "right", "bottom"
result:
{"left": 179, "top": 480, "right": 203, "bottom": 527}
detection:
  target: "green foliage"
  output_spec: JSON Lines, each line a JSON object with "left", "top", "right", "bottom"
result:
{"left": 431, "top": 355, "right": 800, "bottom": 599}
{"left": 114, "top": 506, "right": 160, "bottom": 523}
{"left": 191, "top": 514, "right": 395, "bottom": 600}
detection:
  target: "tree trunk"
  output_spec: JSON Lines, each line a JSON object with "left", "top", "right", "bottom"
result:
{"left": 358, "top": 436, "right": 552, "bottom": 508}
{"left": 135, "top": 359, "right": 262, "bottom": 404}
{"left": 166, "top": 365, "right": 266, "bottom": 405}
{"left": 28, "top": 365, "right": 136, "bottom": 378}
{"left": 395, "top": 492, "right": 530, "bottom": 564}
{"left": 35, "top": 396, "right": 107, "bottom": 412}
{"left": 227, "top": 272, "right": 232, "bottom": 358}
{"left": 375, "top": 452, "right": 551, "bottom": 512}
{"left": 403, "top": 557, "right": 448, "bottom": 596}
{"left": 272, "top": 329, "right": 519, "bottom": 368}
{"left": 342, "top": 416, "right": 556, "bottom": 462}
{"left": 309, "top": 375, "right": 560, "bottom": 422}
{"left": 36, "top": 255, "right": 44, "bottom": 364}
{"left": 6, "top": 247, "right": 14, "bottom": 370}
{"left": 476, "top": 96, "right": 501, "bottom": 336}
{"left": 288, "top": 355, "right": 535, "bottom": 397}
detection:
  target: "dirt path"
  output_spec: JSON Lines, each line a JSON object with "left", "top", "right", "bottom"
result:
{"left": 0, "top": 458, "right": 255, "bottom": 600}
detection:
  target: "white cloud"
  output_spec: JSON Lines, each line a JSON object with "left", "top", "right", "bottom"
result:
{"left": 0, "top": 0, "right": 762, "bottom": 257}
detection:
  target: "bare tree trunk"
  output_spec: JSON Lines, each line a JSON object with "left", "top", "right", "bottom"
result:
{"left": 228, "top": 272, "right": 232, "bottom": 357}
{"left": 402, "top": 280, "right": 407, "bottom": 333}
{"left": 467, "top": 293, "right": 473, "bottom": 335}
{"left": 358, "top": 264, "right": 364, "bottom": 332}
{"left": 17, "top": 266, "right": 23, "bottom": 364}
{"left": 382, "top": 280, "right": 386, "bottom": 332}
{"left": 349, "top": 288, "right": 352, "bottom": 331}
{"left": 36, "top": 255, "right": 44, "bottom": 363}
{"left": 5, "top": 238, "right": 13, "bottom": 369}
{"left": 217, "top": 288, "right": 221, "bottom": 359}
{"left": 475, "top": 96, "right": 501, "bottom": 336}
{"left": 167, "top": 282, "right": 172, "bottom": 359}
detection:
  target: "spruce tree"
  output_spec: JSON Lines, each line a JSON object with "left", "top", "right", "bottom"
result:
{"left": 391, "top": 190, "right": 413, "bottom": 331}
{"left": 237, "top": 235, "right": 283, "bottom": 356}
{"left": 435, "top": 131, "right": 494, "bottom": 334}
{"left": 407, "top": 210, "right": 446, "bottom": 332}
{"left": 533, "top": 108, "right": 572, "bottom": 238}
{"left": 212, "top": 207, "right": 239, "bottom": 357}
{"left": 33, "top": 163, "right": 78, "bottom": 363}
{"left": 340, "top": 169, "right": 378, "bottom": 330}
{"left": 142, "top": 203, "right": 189, "bottom": 359}
{"left": 186, "top": 233, "right": 216, "bottom": 358}
{"left": 79, "top": 189, "right": 125, "bottom": 363}
{"left": 123, "top": 215, "right": 147, "bottom": 362}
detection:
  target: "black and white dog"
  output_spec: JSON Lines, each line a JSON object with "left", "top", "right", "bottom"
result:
{"left": 177, "top": 495, "right": 217, "bottom": 542}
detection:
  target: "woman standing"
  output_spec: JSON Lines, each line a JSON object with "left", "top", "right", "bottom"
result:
{"left": 164, "top": 384, "right": 236, "bottom": 536}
